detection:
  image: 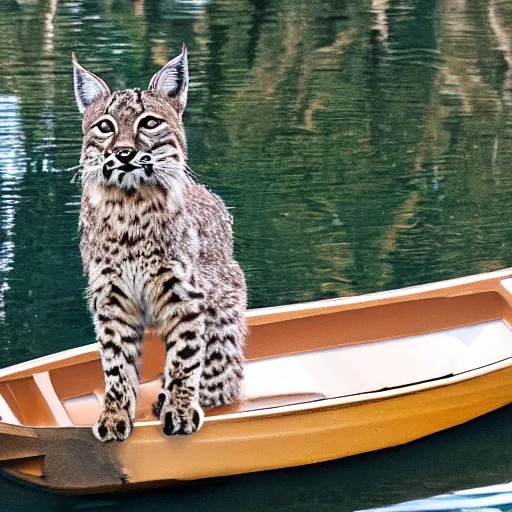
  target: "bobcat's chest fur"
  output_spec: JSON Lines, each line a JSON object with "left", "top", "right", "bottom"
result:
{"left": 81, "top": 185, "right": 190, "bottom": 320}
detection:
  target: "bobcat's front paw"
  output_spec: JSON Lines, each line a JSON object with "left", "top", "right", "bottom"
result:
{"left": 93, "top": 408, "right": 133, "bottom": 442}
{"left": 160, "top": 399, "right": 204, "bottom": 436}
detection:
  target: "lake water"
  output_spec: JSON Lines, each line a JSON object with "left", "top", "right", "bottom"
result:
{"left": 3, "top": 0, "right": 512, "bottom": 509}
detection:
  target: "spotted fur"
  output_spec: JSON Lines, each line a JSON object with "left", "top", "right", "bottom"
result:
{"left": 73, "top": 46, "right": 247, "bottom": 442}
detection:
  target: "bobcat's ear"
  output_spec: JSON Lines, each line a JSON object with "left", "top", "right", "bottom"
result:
{"left": 72, "top": 52, "right": 111, "bottom": 114}
{"left": 148, "top": 43, "right": 188, "bottom": 114}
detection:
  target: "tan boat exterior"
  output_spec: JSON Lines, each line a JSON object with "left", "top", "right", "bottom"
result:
{"left": 3, "top": 268, "right": 512, "bottom": 493}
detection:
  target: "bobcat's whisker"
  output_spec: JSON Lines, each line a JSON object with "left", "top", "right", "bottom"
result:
{"left": 153, "top": 152, "right": 178, "bottom": 161}
{"left": 152, "top": 166, "right": 194, "bottom": 189}
{"left": 76, "top": 164, "right": 103, "bottom": 185}
{"left": 184, "top": 163, "right": 199, "bottom": 178}
{"left": 60, "top": 163, "right": 83, "bottom": 172}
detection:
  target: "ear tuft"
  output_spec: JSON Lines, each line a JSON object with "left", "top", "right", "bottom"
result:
{"left": 148, "top": 44, "right": 189, "bottom": 114}
{"left": 72, "top": 53, "right": 111, "bottom": 114}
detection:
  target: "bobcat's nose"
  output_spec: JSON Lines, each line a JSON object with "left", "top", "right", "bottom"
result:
{"left": 115, "top": 148, "right": 137, "bottom": 164}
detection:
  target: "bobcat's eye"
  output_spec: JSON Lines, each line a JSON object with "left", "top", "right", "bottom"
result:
{"left": 96, "top": 119, "right": 115, "bottom": 134}
{"left": 139, "top": 116, "right": 162, "bottom": 130}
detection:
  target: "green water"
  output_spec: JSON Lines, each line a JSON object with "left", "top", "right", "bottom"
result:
{"left": 3, "top": 0, "right": 512, "bottom": 509}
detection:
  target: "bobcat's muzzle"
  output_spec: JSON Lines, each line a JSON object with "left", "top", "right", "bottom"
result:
{"left": 102, "top": 152, "right": 154, "bottom": 183}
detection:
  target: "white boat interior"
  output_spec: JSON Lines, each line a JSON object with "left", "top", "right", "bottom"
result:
{"left": 242, "top": 320, "right": 512, "bottom": 408}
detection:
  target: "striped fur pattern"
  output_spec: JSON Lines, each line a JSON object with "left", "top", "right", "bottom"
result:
{"left": 73, "top": 46, "right": 247, "bottom": 442}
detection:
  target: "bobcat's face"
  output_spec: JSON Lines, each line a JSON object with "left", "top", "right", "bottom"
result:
{"left": 73, "top": 46, "right": 191, "bottom": 193}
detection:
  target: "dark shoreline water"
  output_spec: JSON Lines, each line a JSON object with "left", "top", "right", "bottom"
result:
{"left": 3, "top": 0, "right": 512, "bottom": 509}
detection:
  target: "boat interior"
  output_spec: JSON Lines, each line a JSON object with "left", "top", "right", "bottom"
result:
{"left": 2, "top": 288, "right": 512, "bottom": 428}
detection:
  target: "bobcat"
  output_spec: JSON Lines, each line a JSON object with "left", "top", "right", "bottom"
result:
{"left": 73, "top": 44, "right": 247, "bottom": 442}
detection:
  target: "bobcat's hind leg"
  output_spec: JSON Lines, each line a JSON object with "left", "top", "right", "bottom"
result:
{"left": 156, "top": 282, "right": 207, "bottom": 436}
{"left": 91, "top": 281, "right": 144, "bottom": 442}
{"left": 200, "top": 305, "right": 246, "bottom": 407}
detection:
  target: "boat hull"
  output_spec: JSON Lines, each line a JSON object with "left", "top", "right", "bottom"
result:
{"left": 2, "top": 359, "right": 512, "bottom": 493}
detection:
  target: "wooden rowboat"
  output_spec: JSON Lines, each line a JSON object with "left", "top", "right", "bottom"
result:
{"left": 3, "top": 268, "right": 512, "bottom": 493}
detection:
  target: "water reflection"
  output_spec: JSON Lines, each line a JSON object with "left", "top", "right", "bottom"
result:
{"left": 0, "top": 96, "right": 25, "bottom": 323}
{"left": 2, "top": 0, "right": 512, "bottom": 509}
